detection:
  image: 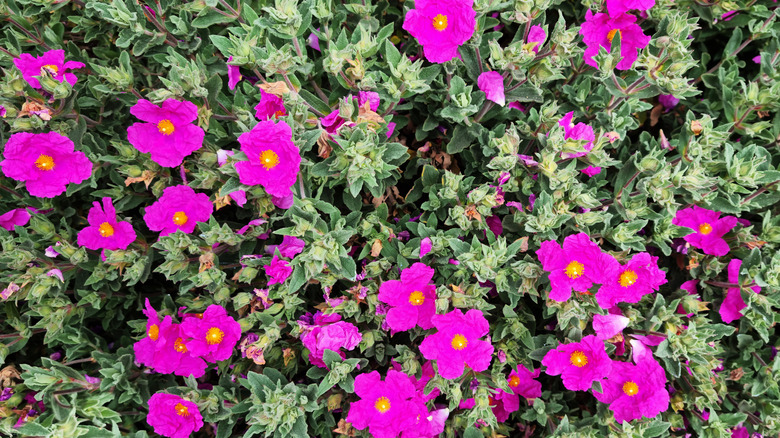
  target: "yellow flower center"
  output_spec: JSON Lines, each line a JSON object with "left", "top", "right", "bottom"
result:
{"left": 508, "top": 375, "right": 521, "bottom": 388}
{"left": 451, "top": 334, "right": 468, "bottom": 351}
{"left": 565, "top": 261, "right": 584, "bottom": 279}
{"left": 35, "top": 154, "right": 55, "bottom": 171}
{"left": 622, "top": 381, "right": 639, "bottom": 396}
{"left": 432, "top": 14, "right": 448, "bottom": 31}
{"left": 408, "top": 290, "right": 425, "bottom": 306}
{"left": 619, "top": 269, "right": 638, "bottom": 287}
{"left": 569, "top": 350, "right": 588, "bottom": 367}
{"left": 174, "top": 402, "right": 190, "bottom": 417}
{"left": 174, "top": 337, "right": 188, "bottom": 353}
{"left": 157, "top": 119, "right": 175, "bottom": 135}
{"left": 98, "top": 222, "right": 115, "bottom": 237}
{"left": 172, "top": 211, "right": 188, "bottom": 226}
{"left": 607, "top": 29, "right": 621, "bottom": 44}
{"left": 273, "top": 110, "right": 285, "bottom": 118}
{"left": 259, "top": 150, "right": 280, "bottom": 170}
{"left": 41, "top": 64, "right": 59, "bottom": 75}
{"left": 698, "top": 223, "right": 713, "bottom": 235}
{"left": 148, "top": 324, "right": 159, "bottom": 341}
{"left": 374, "top": 396, "right": 391, "bottom": 413}
{"left": 206, "top": 327, "right": 225, "bottom": 345}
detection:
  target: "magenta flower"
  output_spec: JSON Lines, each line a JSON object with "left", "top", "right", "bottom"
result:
{"left": 267, "top": 235, "right": 306, "bottom": 258}
{"left": 264, "top": 254, "right": 292, "bottom": 285}
{"left": 658, "top": 94, "right": 679, "bottom": 111}
{"left": 77, "top": 197, "right": 136, "bottom": 251}
{"left": 377, "top": 262, "right": 437, "bottom": 331}
{"left": 0, "top": 208, "right": 32, "bottom": 231}
{"left": 181, "top": 305, "right": 242, "bottom": 362}
{"left": 358, "top": 91, "right": 381, "bottom": 111}
{"left": 401, "top": 407, "right": 449, "bottom": 438}
{"left": 581, "top": 166, "right": 602, "bottom": 177}
{"left": 672, "top": 206, "right": 737, "bottom": 256}
{"left": 477, "top": 71, "right": 505, "bottom": 106}
{"left": 593, "top": 357, "right": 669, "bottom": 423}
{"left": 321, "top": 110, "right": 346, "bottom": 135}
{"left": 593, "top": 313, "right": 630, "bottom": 340}
{"left": 580, "top": 11, "right": 651, "bottom": 70}
{"left": 721, "top": 259, "right": 760, "bottom": 323}
{"left": 146, "top": 393, "right": 204, "bottom": 438}
{"left": 227, "top": 56, "right": 242, "bottom": 90}
{"left": 0, "top": 132, "right": 92, "bottom": 198}
{"left": 0, "top": 105, "right": 5, "bottom": 118}
{"left": 559, "top": 111, "right": 596, "bottom": 158}
{"left": 419, "top": 309, "right": 494, "bottom": 379}
{"left": 536, "top": 233, "right": 619, "bottom": 302}
{"left": 595, "top": 252, "right": 667, "bottom": 308}
{"left": 236, "top": 120, "right": 301, "bottom": 200}
{"left": 346, "top": 370, "right": 422, "bottom": 438}
{"left": 402, "top": 0, "right": 477, "bottom": 63}
{"left": 143, "top": 185, "right": 213, "bottom": 237}
{"left": 606, "top": 0, "right": 656, "bottom": 17}
{"left": 254, "top": 90, "right": 287, "bottom": 120}
{"left": 300, "top": 312, "right": 362, "bottom": 368}
{"left": 13, "top": 50, "right": 85, "bottom": 89}
{"left": 133, "top": 300, "right": 207, "bottom": 377}
{"left": 541, "top": 335, "right": 612, "bottom": 391}
{"left": 420, "top": 237, "right": 432, "bottom": 257}
{"left": 491, "top": 388, "right": 520, "bottom": 423}
{"left": 127, "top": 99, "right": 205, "bottom": 167}
{"left": 527, "top": 25, "right": 546, "bottom": 53}
{"left": 507, "top": 364, "right": 542, "bottom": 399}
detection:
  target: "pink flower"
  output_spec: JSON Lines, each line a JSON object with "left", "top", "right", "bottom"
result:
{"left": 77, "top": 197, "right": 136, "bottom": 251}
{"left": 300, "top": 312, "right": 362, "bottom": 368}
{"left": 419, "top": 309, "right": 494, "bottom": 379}
{"left": 672, "top": 206, "right": 738, "bottom": 256}
{"left": 477, "top": 71, "right": 505, "bottom": 106}
{"left": 486, "top": 215, "right": 503, "bottom": 235}
{"left": 181, "top": 305, "right": 242, "bottom": 362}
{"left": 507, "top": 365, "right": 542, "bottom": 399}
{"left": 721, "top": 259, "right": 760, "bottom": 323}
{"left": 146, "top": 393, "right": 203, "bottom": 438}
{"left": 595, "top": 252, "right": 667, "bottom": 308}
{"left": 490, "top": 388, "right": 520, "bottom": 422}
{"left": 527, "top": 25, "right": 546, "bottom": 53}
{"left": 127, "top": 99, "right": 205, "bottom": 167}
{"left": 143, "top": 185, "right": 213, "bottom": 237}
{"left": 227, "top": 56, "right": 242, "bottom": 90}
{"left": 264, "top": 254, "right": 292, "bottom": 285}
{"left": 580, "top": 11, "right": 651, "bottom": 70}
{"left": 541, "top": 335, "right": 612, "bottom": 391}
{"left": 308, "top": 32, "right": 321, "bottom": 51}
{"left": 217, "top": 149, "right": 234, "bottom": 166}
{"left": 236, "top": 120, "right": 301, "bottom": 199}
{"left": 658, "top": 94, "right": 679, "bottom": 110}
{"left": 1, "top": 283, "right": 20, "bottom": 300}
{"left": 401, "top": 407, "right": 449, "bottom": 438}
{"left": 266, "top": 235, "right": 306, "bottom": 258}
{"left": 346, "top": 370, "right": 423, "bottom": 438}
{"left": 593, "top": 357, "right": 669, "bottom": 423}
{"left": 321, "top": 110, "right": 346, "bottom": 135}
{"left": 13, "top": 49, "right": 85, "bottom": 89}
{"left": 536, "top": 233, "right": 619, "bottom": 302}
{"left": 593, "top": 314, "right": 630, "bottom": 340}
{"left": 377, "top": 262, "right": 437, "bottom": 331}
{"left": 559, "top": 112, "right": 595, "bottom": 158}
{"left": 402, "top": 0, "right": 477, "bottom": 63}
{"left": 581, "top": 166, "right": 602, "bottom": 177}
{"left": 133, "top": 300, "right": 207, "bottom": 377}
{"left": 420, "top": 237, "right": 432, "bottom": 257}
{"left": 731, "top": 426, "right": 749, "bottom": 438}
{"left": 0, "top": 208, "right": 32, "bottom": 231}
{"left": 0, "top": 105, "right": 5, "bottom": 118}
{"left": 0, "top": 132, "right": 92, "bottom": 198}
{"left": 254, "top": 90, "right": 287, "bottom": 120}
{"left": 606, "top": 0, "right": 656, "bottom": 17}
{"left": 508, "top": 102, "right": 527, "bottom": 112}
{"left": 358, "top": 91, "right": 381, "bottom": 111}
{"left": 228, "top": 189, "right": 247, "bottom": 207}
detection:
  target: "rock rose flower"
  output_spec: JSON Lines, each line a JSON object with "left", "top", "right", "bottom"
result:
{"left": 595, "top": 252, "right": 667, "bottom": 308}
{"left": 146, "top": 393, "right": 203, "bottom": 438}
{"left": 346, "top": 370, "right": 423, "bottom": 438}
{"left": 477, "top": 71, "right": 505, "bottom": 106}
{"left": 236, "top": 120, "right": 301, "bottom": 202}
{"left": 419, "top": 309, "right": 494, "bottom": 379}
{"left": 143, "top": 185, "right": 213, "bottom": 237}
{"left": 402, "top": 0, "right": 477, "bottom": 63}
{"left": 13, "top": 49, "right": 85, "bottom": 89}
{"left": 541, "top": 335, "right": 612, "bottom": 391}
{"left": 377, "top": 262, "right": 437, "bottom": 331}
{"left": 77, "top": 197, "right": 136, "bottom": 251}
{"left": 127, "top": 99, "right": 205, "bottom": 167}
{"left": 580, "top": 11, "right": 651, "bottom": 70}
{"left": 593, "top": 357, "right": 669, "bottom": 423}
{"left": 0, "top": 132, "right": 92, "bottom": 198}
{"left": 672, "top": 205, "right": 738, "bottom": 256}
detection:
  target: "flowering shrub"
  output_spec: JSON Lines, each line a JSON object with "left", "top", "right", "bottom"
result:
{"left": 1, "top": 0, "right": 780, "bottom": 437}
